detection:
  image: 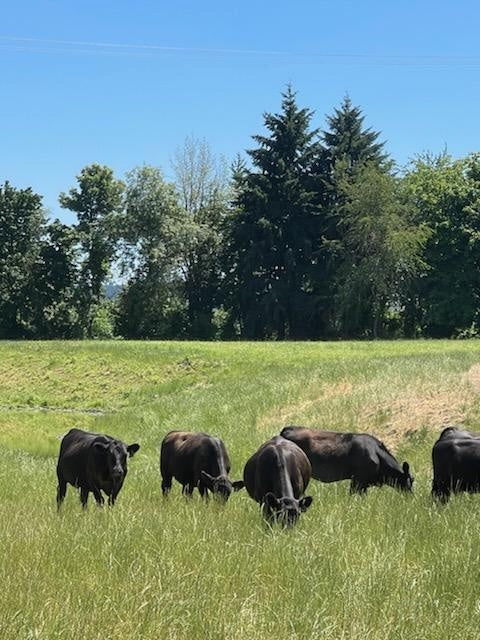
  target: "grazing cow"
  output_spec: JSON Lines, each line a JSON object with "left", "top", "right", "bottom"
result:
{"left": 280, "top": 426, "right": 413, "bottom": 495}
{"left": 56, "top": 428, "right": 140, "bottom": 509}
{"left": 432, "top": 427, "right": 480, "bottom": 502}
{"left": 160, "top": 431, "right": 244, "bottom": 501}
{"left": 243, "top": 436, "right": 313, "bottom": 526}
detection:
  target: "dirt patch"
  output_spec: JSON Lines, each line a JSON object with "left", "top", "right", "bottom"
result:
{"left": 359, "top": 364, "right": 480, "bottom": 448}
{"left": 465, "top": 363, "right": 480, "bottom": 392}
{"left": 323, "top": 379, "right": 353, "bottom": 399}
{"left": 258, "top": 365, "right": 480, "bottom": 449}
{"left": 256, "top": 379, "right": 353, "bottom": 433}
{"left": 362, "top": 384, "right": 474, "bottom": 449}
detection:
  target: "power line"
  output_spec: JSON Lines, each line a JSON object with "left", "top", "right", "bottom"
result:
{"left": 0, "top": 35, "right": 479, "bottom": 66}
{"left": 0, "top": 36, "right": 286, "bottom": 56}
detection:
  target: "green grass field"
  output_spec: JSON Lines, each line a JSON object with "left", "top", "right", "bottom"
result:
{"left": 2, "top": 340, "right": 480, "bottom": 639}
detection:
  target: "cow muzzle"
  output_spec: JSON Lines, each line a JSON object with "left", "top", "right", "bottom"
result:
{"left": 112, "top": 469, "right": 124, "bottom": 484}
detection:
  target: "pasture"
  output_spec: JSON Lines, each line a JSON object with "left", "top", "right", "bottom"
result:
{"left": 1, "top": 340, "right": 480, "bottom": 639}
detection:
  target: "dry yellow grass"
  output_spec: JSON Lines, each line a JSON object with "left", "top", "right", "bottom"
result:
{"left": 257, "top": 362, "right": 480, "bottom": 451}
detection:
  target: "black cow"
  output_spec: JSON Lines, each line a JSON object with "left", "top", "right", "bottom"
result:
{"left": 281, "top": 425, "right": 413, "bottom": 495}
{"left": 160, "top": 431, "right": 244, "bottom": 501}
{"left": 432, "top": 426, "right": 480, "bottom": 502}
{"left": 56, "top": 428, "right": 140, "bottom": 509}
{"left": 243, "top": 436, "right": 313, "bottom": 526}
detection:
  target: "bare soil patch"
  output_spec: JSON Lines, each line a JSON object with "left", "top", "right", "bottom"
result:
{"left": 258, "top": 364, "right": 480, "bottom": 449}
{"left": 257, "top": 379, "right": 353, "bottom": 433}
{"left": 465, "top": 363, "right": 480, "bottom": 392}
{"left": 363, "top": 384, "right": 474, "bottom": 449}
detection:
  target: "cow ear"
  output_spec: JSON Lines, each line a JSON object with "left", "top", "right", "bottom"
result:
{"left": 232, "top": 480, "right": 245, "bottom": 492}
{"left": 200, "top": 471, "right": 214, "bottom": 488}
{"left": 403, "top": 461, "right": 410, "bottom": 475}
{"left": 263, "top": 492, "right": 279, "bottom": 510}
{"left": 300, "top": 496, "right": 313, "bottom": 512}
{"left": 127, "top": 443, "right": 140, "bottom": 458}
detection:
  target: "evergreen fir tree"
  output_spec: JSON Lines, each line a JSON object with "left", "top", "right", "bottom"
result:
{"left": 320, "top": 97, "right": 389, "bottom": 335}
{"left": 323, "top": 95, "right": 388, "bottom": 172}
{"left": 226, "top": 86, "right": 327, "bottom": 339}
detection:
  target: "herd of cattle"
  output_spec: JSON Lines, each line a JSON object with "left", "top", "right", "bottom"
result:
{"left": 56, "top": 424, "right": 480, "bottom": 526}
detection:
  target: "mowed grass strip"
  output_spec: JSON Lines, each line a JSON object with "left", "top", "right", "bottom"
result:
{"left": 1, "top": 340, "right": 480, "bottom": 639}
{"left": 0, "top": 341, "right": 220, "bottom": 410}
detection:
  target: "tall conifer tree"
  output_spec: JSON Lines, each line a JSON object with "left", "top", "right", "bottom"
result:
{"left": 226, "top": 87, "right": 326, "bottom": 339}
{"left": 323, "top": 96, "right": 387, "bottom": 172}
{"left": 320, "top": 97, "right": 389, "bottom": 335}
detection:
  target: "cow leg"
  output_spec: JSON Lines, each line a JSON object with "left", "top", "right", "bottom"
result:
{"left": 350, "top": 479, "right": 368, "bottom": 495}
{"left": 92, "top": 487, "right": 105, "bottom": 507}
{"left": 435, "top": 488, "right": 450, "bottom": 504}
{"left": 198, "top": 481, "right": 209, "bottom": 500}
{"left": 160, "top": 454, "right": 173, "bottom": 496}
{"left": 432, "top": 479, "right": 450, "bottom": 503}
{"left": 455, "top": 478, "right": 467, "bottom": 495}
{"left": 80, "top": 487, "right": 89, "bottom": 509}
{"left": 183, "top": 482, "right": 195, "bottom": 497}
{"left": 56, "top": 475, "right": 67, "bottom": 510}
{"left": 108, "top": 485, "right": 122, "bottom": 507}
{"left": 161, "top": 475, "right": 173, "bottom": 497}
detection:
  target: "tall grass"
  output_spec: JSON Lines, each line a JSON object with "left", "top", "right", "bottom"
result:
{"left": 1, "top": 340, "right": 480, "bottom": 639}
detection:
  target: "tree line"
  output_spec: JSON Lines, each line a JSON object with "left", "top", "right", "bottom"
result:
{"left": 2, "top": 87, "right": 480, "bottom": 340}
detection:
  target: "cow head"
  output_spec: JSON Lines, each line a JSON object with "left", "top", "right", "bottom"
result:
{"left": 200, "top": 471, "right": 244, "bottom": 502}
{"left": 262, "top": 493, "right": 313, "bottom": 527}
{"left": 397, "top": 461, "right": 414, "bottom": 492}
{"left": 93, "top": 440, "right": 140, "bottom": 488}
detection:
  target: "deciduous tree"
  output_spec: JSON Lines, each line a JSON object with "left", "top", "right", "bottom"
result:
{"left": 0, "top": 182, "right": 44, "bottom": 337}
{"left": 31, "top": 220, "right": 80, "bottom": 337}
{"left": 116, "top": 165, "right": 184, "bottom": 338}
{"left": 403, "top": 153, "right": 480, "bottom": 336}
{"left": 172, "top": 137, "right": 229, "bottom": 338}
{"left": 59, "top": 164, "right": 124, "bottom": 336}
{"left": 335, "top": 164, "right": 428, "bottom": 337}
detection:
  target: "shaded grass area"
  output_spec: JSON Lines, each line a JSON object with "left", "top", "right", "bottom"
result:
{"left": 1, "top": 340, "right": 480, "bottom": 639}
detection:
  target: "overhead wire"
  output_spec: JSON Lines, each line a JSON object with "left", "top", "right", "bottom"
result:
{"left": 0, "top": 35, "right": 479, "bottom": 66}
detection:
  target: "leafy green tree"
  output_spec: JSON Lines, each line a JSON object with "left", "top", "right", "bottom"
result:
{"left": 0, "top": 181, "right": 44, "bottom": 337}
{"left": 90, "top": 299, "right": 116, "bottom": 339}
{"left": 403, "top": 153, "right": 480, "bottom": 337}
{"left": 31, "top": 220, "right": 80, "bottom": 337}
{"left": 116, "top": 165, "right": 185, "bottom": 338}
{"left": 335, "top": 164, "right": 428, "bottom": 337}
{"left": 172, "top": 137, "right": 229, "bottom": 338}
{"left": 59, "top": 164, "right": 124, "bottom": 336}
{"left": 226, "top": 87, "right": 327, "bottom": 339}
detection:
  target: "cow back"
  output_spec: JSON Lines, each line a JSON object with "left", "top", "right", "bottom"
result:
{"left": 57, "top": 428, "right": 117, "bottom": 487}
{"left": 160, "top": 431, "right": 231, "bottom": 485}
{"left": 281, "top": 426, "right": 355, "bottom": 482}
{"left": 244, "top": 436, "right": 311, "bottom": 503}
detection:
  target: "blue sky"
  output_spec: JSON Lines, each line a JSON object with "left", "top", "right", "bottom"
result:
{"left": 1, "top": 1, "right": 479, "bottom": 223}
